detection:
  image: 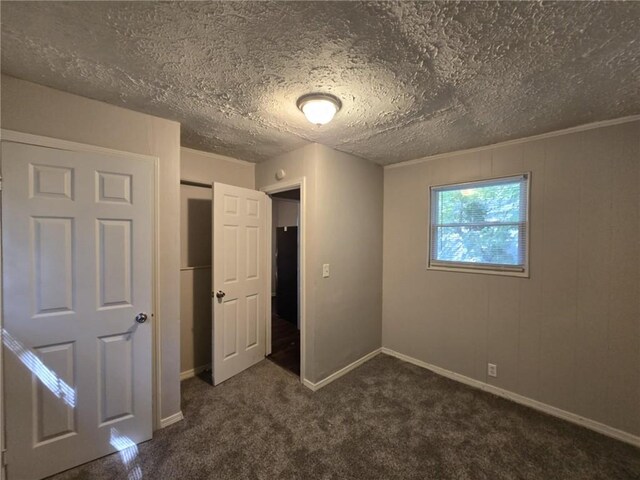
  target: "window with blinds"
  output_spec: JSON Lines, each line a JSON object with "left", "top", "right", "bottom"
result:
{"left": 429, "top": 174, "right": 530, "bottom": 275}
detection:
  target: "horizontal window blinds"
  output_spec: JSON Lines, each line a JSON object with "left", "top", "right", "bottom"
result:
{"left": 430, "top": 174, "right": 529, "bottom": 271}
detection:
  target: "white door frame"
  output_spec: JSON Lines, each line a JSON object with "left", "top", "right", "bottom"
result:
{"left": 260, "top": 178, "right": 307, "bottom": 383}
{"left": 0, "top": 129, "right": 163, "bottom": 446}
{"left": 0, "top": 153, "right": 4, "bottom": 480}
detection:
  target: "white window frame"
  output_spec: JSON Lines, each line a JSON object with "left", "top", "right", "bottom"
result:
{"left": 427, "top": 173, "right": 531, "bottom": 278}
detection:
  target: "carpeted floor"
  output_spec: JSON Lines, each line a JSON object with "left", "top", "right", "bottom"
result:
{"left": 49, "top": 354, "right": 640, "bottom": 480}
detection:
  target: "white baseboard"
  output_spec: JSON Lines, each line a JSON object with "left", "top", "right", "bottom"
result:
{"left": 180, "top": 363, "right": 211, "bottom": 381}
{"left": 303, "top": 348, "right": 382, "bottom": 391}
{"left": 160, "top": 411, "right": 184, "bottom": 428}
{"left": 381, "top": 347, "right": 640, "bottom": 448}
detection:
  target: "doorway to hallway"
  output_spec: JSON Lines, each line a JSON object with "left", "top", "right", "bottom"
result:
{"left": 267, "top": 188, "right": 300, "bottom": 376}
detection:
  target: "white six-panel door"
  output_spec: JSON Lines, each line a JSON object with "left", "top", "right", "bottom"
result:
{"left": 212, "top": 183, "right": 267, "bottom": 385}
{"left": 2, "top": 141, "right": 153, "bottom": 479}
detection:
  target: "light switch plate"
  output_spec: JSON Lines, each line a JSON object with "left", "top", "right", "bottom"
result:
{"left": 322, "top": 264, "right": 330, "bottom": 278}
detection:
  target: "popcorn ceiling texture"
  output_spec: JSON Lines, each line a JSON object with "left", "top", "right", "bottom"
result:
{"left": 2, "top": 1, "right": 639, "bottom": 165}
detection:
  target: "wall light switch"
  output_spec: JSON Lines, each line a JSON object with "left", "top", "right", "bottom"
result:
{"left": 322, "top": 264, "right": 330, "bottom": 278}
{"left": 488, "top": 363, "right": 497, "bottom": 378}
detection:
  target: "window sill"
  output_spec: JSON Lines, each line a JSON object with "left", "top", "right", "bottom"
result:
{"left": 427, "top": 263, "right": 529, "bottom": 278}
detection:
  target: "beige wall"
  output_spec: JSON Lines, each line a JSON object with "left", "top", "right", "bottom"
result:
{"left": 313, "top": 144, "right": 383, "bottom": 380}
{"left": 382, "top": 120, "right": 640, "bottom": 437}
{"left": 256, "top": 143, "right": 383, "bottom": 383}
{"left": 180, "top": 147, "right": 254, "bottom": 376}
{"left": 182, "top": 147, "right": 255, "bottom": 187}
{"left": 1, "top": 75, "right": 182, "bottom": 423}
{"left": 274, "top": 198, "right": 299, "bottom": 228}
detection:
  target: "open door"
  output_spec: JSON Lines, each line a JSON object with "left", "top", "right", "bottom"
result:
{"left": 212, "top": 182, "right": 268, "bottom": 385}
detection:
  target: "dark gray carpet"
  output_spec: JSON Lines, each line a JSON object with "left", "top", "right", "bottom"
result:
{"left": 50, "top": 354, "right": 640, "bottom": 480}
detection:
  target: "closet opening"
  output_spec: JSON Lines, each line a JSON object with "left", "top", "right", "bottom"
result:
{"left": 179, "top": 178, "right": 214, "bottom": 384}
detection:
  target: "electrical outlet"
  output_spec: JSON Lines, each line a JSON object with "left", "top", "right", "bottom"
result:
{"left": 488, "top": 363, "right": 497, "bottom": 378}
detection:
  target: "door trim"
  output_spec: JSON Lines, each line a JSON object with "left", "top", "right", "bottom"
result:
{"left": 0, "top": 129, "right": 163, "bottom": 438}
{"left": 260, "top": 178, "right": 307, "bottom": 384}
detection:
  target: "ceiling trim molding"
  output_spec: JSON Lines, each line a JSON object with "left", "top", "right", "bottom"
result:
{"left": 181, "top": 146, "right": 255, "bottom": 167}
{"left": 384, "top": 114, "right": 640, "bottom": 170}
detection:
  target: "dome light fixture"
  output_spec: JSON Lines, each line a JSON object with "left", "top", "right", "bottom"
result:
{"left": 296, "top": 93, "right": 341, "bottom": 126}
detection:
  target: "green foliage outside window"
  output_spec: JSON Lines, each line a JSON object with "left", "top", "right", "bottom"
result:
{"left": 431, "top": 176, "right": 527, "bottom": 268}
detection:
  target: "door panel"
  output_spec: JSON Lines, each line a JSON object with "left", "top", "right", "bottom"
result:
{"left": 97, "top": 219, "right": 132, "bottom": 307}
{"left": 30, "top": 163, "right": 74, "bottom": 199}
{"left": 2, "top": 141, "right": 153, "bottom": 479}
{"left": 223, "top": 299, "right": 239, "bottom": 359}
{"left": 98, "top": 333, "right": 134, "bottom": 425}
{"left": 246, "top": 294, "right": 259, "bottom": 348}
{"left": 212, "top": 183, "right": 267, "bottom": 385}
{"left": 32, "top": 216, "right": 75, "bottom": 315}
{"left": 34, "top": 342, "right": 76, "bottom": 445}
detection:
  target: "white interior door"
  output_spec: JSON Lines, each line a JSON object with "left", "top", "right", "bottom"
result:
{"left": 2, "top": 141, "right": 153, "bottom": 479}
{"left": 212, "top": 182, "right": 267, "bottom": 385}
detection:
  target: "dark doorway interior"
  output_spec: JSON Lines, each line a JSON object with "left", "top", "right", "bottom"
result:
{"left": 267, "top": 189, "right": 301, "bottom": 376}
{"left": 269, "top": 300, "right": 300, "bottom": 376}
{"left": 276, "top": 226, "right": 298, "bottom": 324}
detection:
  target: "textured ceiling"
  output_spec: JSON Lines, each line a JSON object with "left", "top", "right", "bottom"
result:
{"left": 2, "top": 1, "right": 639, "bottom": 165}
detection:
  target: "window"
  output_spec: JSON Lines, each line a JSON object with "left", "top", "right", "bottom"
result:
{"left": 429, "top": 174, "right": 530, "bottom": 275}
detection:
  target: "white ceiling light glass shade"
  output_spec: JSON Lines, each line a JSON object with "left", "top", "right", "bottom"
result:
{"left": 296, "top": 93, "right": 342, "bottom": 125}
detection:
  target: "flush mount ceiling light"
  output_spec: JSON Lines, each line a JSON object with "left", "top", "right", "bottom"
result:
{"left": 296, "top": 93, "right": 342, "bottom": 126}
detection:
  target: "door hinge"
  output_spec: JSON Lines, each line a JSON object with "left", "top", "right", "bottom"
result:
{"left": 2, "top": 448, "right": 7, "bottom": 467}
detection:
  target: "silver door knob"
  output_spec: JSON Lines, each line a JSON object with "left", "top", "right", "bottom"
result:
{"left": 216, "top": 291, "right": 226, "bottom": 299}
{"left": 135, "top": 312, "right": 148, "bottom": 324}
